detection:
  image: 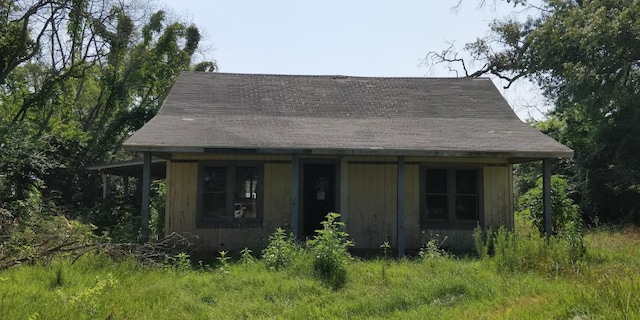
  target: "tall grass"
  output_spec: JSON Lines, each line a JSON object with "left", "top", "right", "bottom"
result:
{"left": 473, "top": 213, "right": 586, "bottom": 277}
{"left": 1, "top": 227, "right": 639, "bottom": 319}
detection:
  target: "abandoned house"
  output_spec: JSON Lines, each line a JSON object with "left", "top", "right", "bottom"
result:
{"left": 122, "top": 72, "right": 573, "bottom": 254}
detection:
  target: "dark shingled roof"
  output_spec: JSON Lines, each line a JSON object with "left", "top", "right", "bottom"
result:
{"left": 124, "top": 72, "right": 573, "bottom": 161}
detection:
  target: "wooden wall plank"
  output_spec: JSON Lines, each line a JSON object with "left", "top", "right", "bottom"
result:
{"left": 404, "top": 165, "right": 421, "bottom": 248}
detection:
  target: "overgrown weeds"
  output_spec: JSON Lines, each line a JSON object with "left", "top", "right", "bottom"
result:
{"left": 473, "top": 221, "right": 586, "bottom": 276}
{"left": 307, "top": 212, "right": 354, "bottom": 289}
{"left": 261, "top": 227, "right": 300, "bottom": 271}
{"left": 1, "top": 228, "right": 639, "bottom": 319}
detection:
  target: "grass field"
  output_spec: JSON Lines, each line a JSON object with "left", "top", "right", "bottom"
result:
{"left": 1, "top": 227, "right": 639, "bottom": 319}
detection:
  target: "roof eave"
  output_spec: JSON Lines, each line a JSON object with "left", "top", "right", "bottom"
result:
{"left": 124, "top": 145, "right": 574, "bottom": 161}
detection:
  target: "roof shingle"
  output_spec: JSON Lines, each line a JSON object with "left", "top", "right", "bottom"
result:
{"left": 124, "top": 72, "right": 573, "bottom": 160}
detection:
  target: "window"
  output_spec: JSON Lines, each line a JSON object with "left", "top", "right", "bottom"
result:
{"left": 198, "top": 163, "right": 263, "bottom": 227}
{"left": 421, "top": 168, "right": 481, "bottom": 228}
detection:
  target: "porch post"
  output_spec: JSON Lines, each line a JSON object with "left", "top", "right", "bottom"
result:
{"left": 339, "top": 158, "right": 349, "bottom": 226}
{"left": 101, "top": 172, "right": 108, "bottom": 199}
{"left": 291, "top": 155, "right": 300, "bottom": 238}
{"left": 543, "top": 158, "right": 552, "bottom": 242}
{"left": 141, "top": 152, "right": 151, "bottom": 242}
{"left": 123, "top": 175, "right": 130, "bottom": 195}
{"left": 397, "top": 156, "right": 405, "bottom": 257}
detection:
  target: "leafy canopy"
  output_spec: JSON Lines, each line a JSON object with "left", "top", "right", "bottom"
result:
{"left": 450, "top": 0, "right": 640, "bottom": 224}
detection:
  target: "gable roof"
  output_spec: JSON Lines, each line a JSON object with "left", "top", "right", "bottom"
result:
{"left": 124, "top": 72, "right": 573, "bottom": 161}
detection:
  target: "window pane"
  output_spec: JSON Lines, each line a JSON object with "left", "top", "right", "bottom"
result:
{"left": 455, "top": 195, "right": 478, "bottom": 220}
{"left": 426, "top": 169, "right": 447, "bottom": 193}
{"left": 203, "top": 192, "right": 227, "bottom": 219}
{"left": 204, "top": 167, "right": 226, "bottom": 192}
{"left": 425, "top": 195, "right": 448, "bottom": 220}
{"left": 203, "top": 167, "right": 227, "bottom": 219}
{"left": 456, "top": 170, "right": 477, "bottom": 194}
{"left": 235, "top": 167, "right": 258, "bottom": 219}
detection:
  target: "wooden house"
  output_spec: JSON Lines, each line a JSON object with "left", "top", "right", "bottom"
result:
{"left": 123, "top": 72, "right": 573, "bottom": 254}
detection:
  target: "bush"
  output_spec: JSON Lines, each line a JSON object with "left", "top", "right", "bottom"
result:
{"left": 0, "top": 189, "right": 100, "bottom": 269}
{"left": 516, "top": 175, "right": 581, "bottom": 235}
{"left": 419, "top": 235, "right": 450, "bottom": 260}
{"left": 307, "top": 212, "right": 354, "bottom": 289}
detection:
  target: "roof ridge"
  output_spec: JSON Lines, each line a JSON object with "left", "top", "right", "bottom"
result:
{"left": 183, "top": 71, "right": 492, "bottom": 81}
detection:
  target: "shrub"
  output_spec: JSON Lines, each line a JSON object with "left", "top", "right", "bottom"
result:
{"left": 419, "top": 235, "right": 450, "bottom": 260}
{"left": 0, "top": 188, "right": 100, "bottom": 269}
{"left": 261, "top": 227, "right": 299, "bottom": 271}
{"left": 516, "top": 175, "right": 581, "bottom": 235}
{"left": 307, "top": 212, "right": 354, "bottom": 289}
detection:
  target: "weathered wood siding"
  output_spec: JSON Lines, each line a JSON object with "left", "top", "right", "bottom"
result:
{"left": 165, "top": 155, "right": 290, "bottom": 251}
{"left": 164, "top": 154, "right": 513, "bottom": 251}
{"left": 483, "top": 165, "right": 514, "bottom": 228}
{"left": 165, "top": 161, "right": 197, "bottom": 240}
{"left": 404, "top": 164, "right": 421, "bottom": 250}
{"left": 346, "top": 163, "right": 398, "bottom": 249}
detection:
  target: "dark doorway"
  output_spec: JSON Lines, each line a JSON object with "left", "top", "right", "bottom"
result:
{"left": 302, "top": 163, "right": 337, "bottom": 238}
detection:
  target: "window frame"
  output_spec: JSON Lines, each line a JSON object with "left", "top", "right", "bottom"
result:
{"left": 419, "top": 165, "right": 484, "bottom": 230}
{"left": 196, "top": 161, "right": 264, "bottom": 228}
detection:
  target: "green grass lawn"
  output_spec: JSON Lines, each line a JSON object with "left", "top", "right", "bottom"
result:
{"left": 1, "top": 228, "right": 639, "bottom": 319}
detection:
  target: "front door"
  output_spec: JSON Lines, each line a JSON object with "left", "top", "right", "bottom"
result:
{"left": 302, "top": 163, "right": 337, "bottom": 238}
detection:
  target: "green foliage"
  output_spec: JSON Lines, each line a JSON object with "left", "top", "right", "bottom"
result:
{"left": 2, "top": 229, "right": 640, "bottom": 319}
{"left": 216, "top": 251, "right": 231, "bottom": 274}
{"left": 239, "top": 247, "right": 255, "bottom": 265}
{"left": 419, "top": 238, "right": 450, "bottom": 260}
{"left": 306, "top": 212, "right": 354, "bottom": 289}
{"left": 516, "top": 175, "right": 581, "bottom": 235}
{"left": 513, "top": 118, "right": 575, "bottom": 199}
{"left": 475, "top": 224, "right": 585, "bottom": 276}
{"left": 460, "top": 0, "right": 640, "bottom": 225}
{"left": 473, "top": 227, "right": 490, "bottom": 259}
{"left": 379, "top": 241, "right": 391, "bottom": 259}
{"left": 0, "top": 0, "right": 214, "bottom": 239}
{"left": 0, "top": 187, "right": 101, "bottom": 269}
{"left": 164, "top": 252, "right": 191, "bottom": 273}
{"left": 261, "top": 227, "right": 300, "bottom": 271}
{"left": 150, "top": 181, "right": 166, "bottom": 240}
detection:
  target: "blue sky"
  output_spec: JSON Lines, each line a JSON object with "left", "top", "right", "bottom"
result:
{"left": 158, "top": 1, "right": 547, "bottom": 119}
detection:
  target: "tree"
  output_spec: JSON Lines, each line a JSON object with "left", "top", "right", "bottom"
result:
{"left": 0, "top": 0, "right": 212, "bottom": 235}
{"left": 436, "top": 0, "right": 640, "bottom": 225}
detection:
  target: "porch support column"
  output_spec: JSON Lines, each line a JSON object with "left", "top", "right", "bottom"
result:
{"left": 101, "top": 172, "right": 108, "bottom": 199}
{"left": 291, "top": 155, "right": 300, "bottom": 238}
{"left": 124, "top": 175, "right": 130, "bottom": 195}
{"left": 543, "top": 158, "right": 552, "bottom": 242}
{"left": 397, "top": 156, "right": 405, "bottom": 257}
{"left": 339, "top": 158, "right": 349, "bottom": 226}
{"left": 141, "top": 152, "right": 151, "bottom": 243}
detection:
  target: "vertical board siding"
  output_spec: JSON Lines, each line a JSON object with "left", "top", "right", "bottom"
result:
{"left": 165, "top": 161, "right": 199, "bottom": 240}
{"left": 263, "top": 163, "right": 291, "bottom": 231}
{"left": 483, "top": 165, "right": 513, "bottom": 228}
{"left": 404, "top": 165, "right": 421, "bottom": 249}
{"left": 347, "top": 163, "right": 398, "bottom": 249}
